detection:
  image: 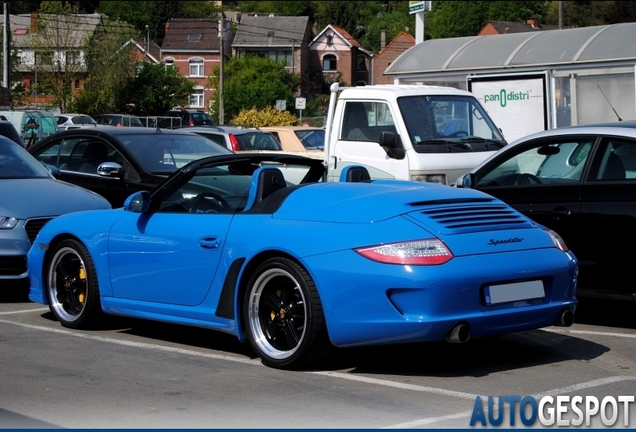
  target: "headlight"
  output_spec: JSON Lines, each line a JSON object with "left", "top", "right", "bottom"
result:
{"left": 411, "top": 174, "right": 446, "bottom": 184}
{"left": 0, "top": 216, "right": 19, "bottom": 229}
{"left": 355, "top": 239, "right": 453, "bottom": 265}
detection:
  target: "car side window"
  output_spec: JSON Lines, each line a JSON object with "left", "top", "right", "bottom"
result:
{"left": 50, "top": 139, "right": 124, "bottom": 174}
{"left": 589, "top": 138, "right": 636, "bottom": 181}
{"left": 476, "top": 138, "right": 594, "bottom": 187}
{"left": 156, "top": 164, "right": 252, "bottom": 214}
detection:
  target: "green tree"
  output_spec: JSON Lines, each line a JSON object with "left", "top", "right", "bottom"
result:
{"left": 208, "top": 55, "right": 300, "bottom": 124}
{"left": 31, "top": 2, "right": 98, "bottom": 111}
{"left": 68, "top": 16, "right": 137, "bottom": 115}
{"left": 359, "top": 3, "right": 415, "bottom": 53}
{"left": 426, "top": 1, "right": 549, "bottom": 39}
{"left": 114, "top": 62, "right": 193, "bottom": 116}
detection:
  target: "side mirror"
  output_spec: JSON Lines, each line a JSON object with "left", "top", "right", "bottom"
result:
{"left": 379, "top": 131, "right": 405, "bottom": 160}
{"left": 124, "top": 191, "right": 151, "bottom": 213}
{"left": 97, "top": 162, "right": 124, "bottom": 178}
{"left": 457, "top": 173, "right": 476, "bottom": 189}
{"left": 45, "top": 164, "right": 61, "bottom": 178}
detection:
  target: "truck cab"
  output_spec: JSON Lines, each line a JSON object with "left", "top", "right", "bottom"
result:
{"left": 323, "top": 84, "right": 507, "bottom": 185}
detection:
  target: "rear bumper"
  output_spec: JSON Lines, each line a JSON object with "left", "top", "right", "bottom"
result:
{"left": 305, "top": 248, "right": 578, "bottom": 347}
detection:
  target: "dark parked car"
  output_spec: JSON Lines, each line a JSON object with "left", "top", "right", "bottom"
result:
{"left": 160, "top": 109, "right": 214, "bottom": 128}
{"left": 456, "top": 122, "right": 636, "bottom": 302}
{"left": 188, "top": 126, "right": 283, "bottom": 153}
{"left": 0, "top": 135, "right": 110, "bottom": 285}
{"left": 27, "top": 127, "right": 233, "bottom": 207}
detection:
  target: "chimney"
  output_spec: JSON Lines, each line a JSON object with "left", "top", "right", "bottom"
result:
{"left": 380, "top": 30, "right": 386, "bottom": 50}
{"left": 526, "top": 18, "right": 539, "bottom": 28}
{"left": 30, "top": 13, "right": 38, "bottom": 34}
{"left": 165, "top": 21, "right": 170, "bottom": 32}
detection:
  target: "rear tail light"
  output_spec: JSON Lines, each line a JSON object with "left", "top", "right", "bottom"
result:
{"left": 229, "top": 134, "right": 240, "bottom": 152}
{"left": 189, "top": 118, "right": 194, "bottom": 126}
{"left": 545, "top": 228, "right": 569, "bottom": 252}
{"left": 355, "top": 239, "right": 453, "bottom": 265}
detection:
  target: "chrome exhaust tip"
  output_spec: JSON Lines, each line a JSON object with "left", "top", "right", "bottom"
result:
{"left": 446, "top": 323, "right": 470, "bottom": 343}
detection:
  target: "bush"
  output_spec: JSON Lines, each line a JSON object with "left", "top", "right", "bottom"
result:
{"left": 231, "top": 106, "right": 301, "bottom": 127}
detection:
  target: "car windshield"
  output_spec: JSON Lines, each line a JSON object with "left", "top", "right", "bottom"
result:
{"left": 295, "top": 129, "right": 325, "bottom": 150}
{"left": 73, "top": 116, "right": 96, "bottom": 125}
{"left": 0, "top": 138, "right": 51, "bottom": 179}
{"left": 235, "top": 132, "right": 282, "bottom": 151}
{"left": 120, "top": 132, "right": 233, "bottom": 173}
{"left": 397, "top": 95, "right": 506, "bottom": 151}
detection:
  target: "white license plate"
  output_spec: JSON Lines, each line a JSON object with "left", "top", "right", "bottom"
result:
{"left": 484, "top": 280, "right": 545, "bottom": 305}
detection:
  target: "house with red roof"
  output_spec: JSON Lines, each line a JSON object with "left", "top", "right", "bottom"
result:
{"left": 308, "top": 24, "right": 373, "bottom": 86}
{"left": 372, "top": 31, "right": 415, "bottom": 85}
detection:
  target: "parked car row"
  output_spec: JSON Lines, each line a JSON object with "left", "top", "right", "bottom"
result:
{"left": 3, "top": 115, "right": 635, "bottom": 369}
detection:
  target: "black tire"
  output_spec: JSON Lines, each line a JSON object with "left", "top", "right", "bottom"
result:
{"left": 243, "top": 257, "right": 331, "bottom": 369}
{"left": 45, "top": 239, "right": 102, "bottom": 329}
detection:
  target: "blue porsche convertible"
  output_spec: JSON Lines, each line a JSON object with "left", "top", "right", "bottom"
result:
{"left": 28, "top": 153, "right": 578, "bottom": 369}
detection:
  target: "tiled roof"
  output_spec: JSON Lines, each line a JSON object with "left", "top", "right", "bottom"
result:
{"left": 487, "top": 20, "right": 560, "bottom": 34}
{"left": 233, "top": 15, "right": 309, "bottom": 47}
{"left": 2, "top": 13, "right": 101, "bottom": 48}
{"left": 161, "top": 18, "right": 219, "bottom": 51}
{"left": 376, "top": 31, "right": 415, "bottom": 57}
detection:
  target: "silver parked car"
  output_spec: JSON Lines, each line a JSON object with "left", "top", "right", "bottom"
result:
{"left": 0, "top": 135, "right": 111, "bottom": 286}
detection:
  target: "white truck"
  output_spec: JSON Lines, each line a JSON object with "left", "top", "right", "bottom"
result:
{"left": 323, "top": 83, "right": 507, "bottom": 185}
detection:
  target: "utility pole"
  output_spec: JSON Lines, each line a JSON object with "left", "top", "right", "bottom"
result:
{"left": 3, "top": 2, "right": 11, "bottom": 106}
{"left": 218, "top": 16, "right": 224, "bottom": 125}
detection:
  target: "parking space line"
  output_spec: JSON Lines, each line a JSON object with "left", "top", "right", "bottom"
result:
{"left": 309, "top": 370, "right": 478, "bottom": 399}
{"left": 545, "top": 327, "right": 636, "bottom": 339}
{"left": 0, "top": 319, "right": 260, "bottom": 365}
{"left": 3, "top": 318, "right": 634, "bottom": 430}
{"left": 0, "top": 307, "right": 48, "bottom": 315}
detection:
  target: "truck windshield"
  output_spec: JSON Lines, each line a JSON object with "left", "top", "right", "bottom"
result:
{"left": 397, "top": 95, "right": 506, "bottom": 152}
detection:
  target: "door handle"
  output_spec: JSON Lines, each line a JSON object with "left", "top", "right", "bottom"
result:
{"left": 198, "top": 236, "right": 220, "bottom": 250}
{"left": 550, "top": 207, "right": 571, "bottom": 216}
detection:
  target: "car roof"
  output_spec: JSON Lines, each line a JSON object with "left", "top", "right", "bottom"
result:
{"left": 187, "top": 126, "right": 268, "bottom": 134}
{"left": 508, "top": 123, "right": 636, "bottom": 146}
{"left": 261, "top": 126, "right": 324, "bottom": 132}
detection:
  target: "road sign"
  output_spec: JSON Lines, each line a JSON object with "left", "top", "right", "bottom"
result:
{"left": 295, "top": 97, "right": 306, "bottom": 110}
{"left": 275, "top": 100, "right": 286, "bottom": 111}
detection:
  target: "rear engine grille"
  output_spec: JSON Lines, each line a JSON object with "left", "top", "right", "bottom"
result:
{"left": 24, "top": 217, "right": 54, "bottom": 244}
{"left": 0, "top": 256, "right": 27, "bottom": 276}
{"left": 422, "top": 204, "right": 532, "bottom": 232}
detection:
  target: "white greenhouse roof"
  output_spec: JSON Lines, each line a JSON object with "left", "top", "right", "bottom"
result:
{"left": 385, "top": 22, "right": 636, "bottom": 75}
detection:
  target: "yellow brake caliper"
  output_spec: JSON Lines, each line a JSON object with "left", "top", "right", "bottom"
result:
{"left": 78, "top": 267, "right": 87, "bottom": 304}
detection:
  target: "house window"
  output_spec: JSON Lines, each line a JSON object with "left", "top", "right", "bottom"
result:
{"left": 74, "top": 79, "right": 81, "bottom": 90}
{"left": 267, "top": 50, "right": 292, "bottom": 67}
{"left": 326, "top": 34, "right": 333, "bottom": 46}
{"left": 190, "top": 88, "right": 204, "bottom": 107}
{"left": 165, "top": 58, "right": 174, "bottom": 68}
{"left": 187, "top": 34, "right": 202, "bottom": 40}
{"left": 35, "top": 51, "right": 53, "bottom": 65}
{"left": 189, "top": 59, "right": 204, "bottom": 77}
{"left": 356, "top": 55, "right": 367, "bottom": 72}
{"left": 323, "top": 54, "right": 337, "bottom": 71}
{"left": 66, "top": 51, "right": 81, "bottom": 65}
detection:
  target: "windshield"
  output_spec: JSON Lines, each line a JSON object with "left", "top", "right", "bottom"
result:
{"left": 397, "top": 95, "right": 506, "bottom": 152}
{"left": 235, "top": 132, "right": 282, "bottom": 151}
{"left": 0, "top": 137, "right": 51, "bottom": 179}
{"left": 120, "top": 133, "right": 233, "bottom": 173}
{"left": 295, "top": 129, "right": 325, "bottom": 150}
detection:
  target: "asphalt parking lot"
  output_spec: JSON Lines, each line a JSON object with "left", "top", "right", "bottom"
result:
{"left": 1, "top": 281, "right": 634, "bottom": 429}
